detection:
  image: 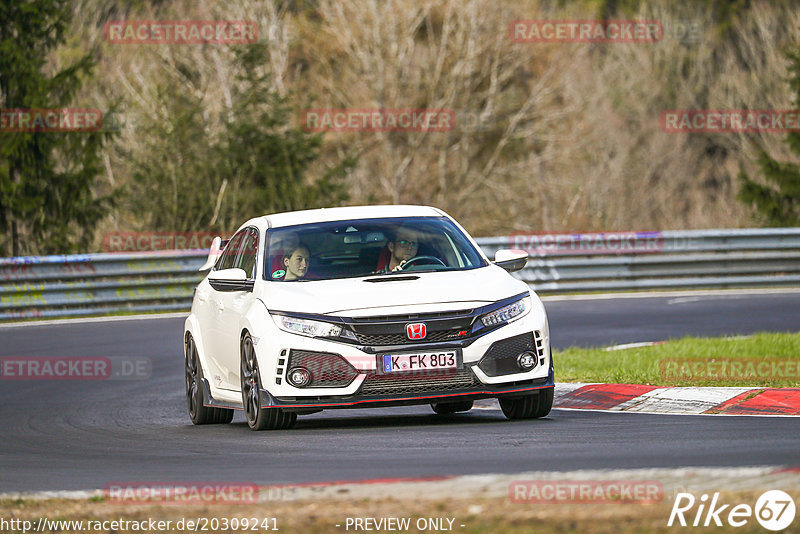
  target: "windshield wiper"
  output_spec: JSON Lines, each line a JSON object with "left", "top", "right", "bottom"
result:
{"left": 363, "top": 275, "right": 420, "bottom": 283}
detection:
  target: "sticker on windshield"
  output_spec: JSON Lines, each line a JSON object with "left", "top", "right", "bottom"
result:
{"left": 271, "top": 270, "right": 285, "bottom": 279}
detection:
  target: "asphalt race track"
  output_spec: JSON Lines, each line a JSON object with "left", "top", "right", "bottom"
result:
{"left": 1, "top": 291, "right": 798, "bottom": 492}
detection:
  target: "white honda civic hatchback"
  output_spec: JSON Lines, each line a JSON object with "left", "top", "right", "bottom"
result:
{"left": 184, "top": 205, "right": 554, "bottom": 430}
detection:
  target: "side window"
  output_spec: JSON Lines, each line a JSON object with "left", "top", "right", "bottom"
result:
{"left": 217, "top": 232, "right": 245, "bottom": 271}
{"left": 236, "top": 228, "right": 259, "bottom": 279}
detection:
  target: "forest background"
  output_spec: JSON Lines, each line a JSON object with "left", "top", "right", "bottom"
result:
{"left": 2, "top": 0, "right": 799, "bottom": 256}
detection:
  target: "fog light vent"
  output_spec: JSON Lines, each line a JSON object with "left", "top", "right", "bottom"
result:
{"left": 287, "top": 367, "right": 312, "bottom": 387}
{"left": 517, "top": 351, "right": 537, "bottom": 371}
{"left": 477, "top": 333, "right": 537, "bottom": 377}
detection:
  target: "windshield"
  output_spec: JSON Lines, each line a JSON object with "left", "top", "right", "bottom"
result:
{"left": 264, "top": 216, "right": 486, "bottom": 281}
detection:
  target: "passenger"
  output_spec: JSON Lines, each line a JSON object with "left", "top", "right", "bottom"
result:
{"left": 282, "top": 244, "right": 310, "bottom": 281}
{"left": 378, "top": 227, "right": 420, "bottom": 272}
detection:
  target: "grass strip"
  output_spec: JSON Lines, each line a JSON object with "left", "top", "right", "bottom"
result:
{"left": 554, "top": 332, "right": 800, "bottom": 387}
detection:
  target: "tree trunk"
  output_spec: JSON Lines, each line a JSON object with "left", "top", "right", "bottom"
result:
{"left": 11, "top": 219, "right": 19, "bottom": 257}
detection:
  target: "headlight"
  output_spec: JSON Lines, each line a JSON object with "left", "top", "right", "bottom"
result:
{"left": 273, "top": 315, "right": 357, "bottom": 340}
{"left": 480, "top": 296, "right": 531, "bottom": 327}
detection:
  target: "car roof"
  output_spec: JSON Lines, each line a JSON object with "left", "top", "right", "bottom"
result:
{"left": 242, "top": 205, "right": 447, "bottom": 231}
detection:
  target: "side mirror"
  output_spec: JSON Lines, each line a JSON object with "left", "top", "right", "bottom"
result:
{"left": 208, "top": 268, "right": 254, "bottom": 292}
{"left": 494, "top": 249, "right": 528, "bottom": 273}
{"left": 199, "top": 236, "right": 224, "bottom": 271}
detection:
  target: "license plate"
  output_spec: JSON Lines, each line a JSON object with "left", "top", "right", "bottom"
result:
{"left": 379, "top": 351, "right": 459, "bottom": 374}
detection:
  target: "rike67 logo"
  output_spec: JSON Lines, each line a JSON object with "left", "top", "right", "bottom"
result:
{"left": 668, "top": 490, "right": 796, "bottom": 531}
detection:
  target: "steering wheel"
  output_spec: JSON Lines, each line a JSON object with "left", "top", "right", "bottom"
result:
{"left": 397, "top": 255, "right": 446, "bottom": 271}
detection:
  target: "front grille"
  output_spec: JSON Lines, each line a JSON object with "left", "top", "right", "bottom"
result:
{"left": 355, "top": 329, "right": 465, "bottom": 345}
{"left": 347, "top": 309, "right": 476, "bottom": 347}
{"left": 359, "top": 367, "right": 479, "bottom": 396}
{"left": 477, "top": 332, "right": 544, "bottom": 377}
{"left": 287, "top": 350, "right": 358, "bottom": 388}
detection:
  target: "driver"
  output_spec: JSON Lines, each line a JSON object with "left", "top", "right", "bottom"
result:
{"left": 379, "top": 227, "right": 420, "bottom": 273}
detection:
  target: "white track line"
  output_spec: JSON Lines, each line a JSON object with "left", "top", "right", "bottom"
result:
{"left": 0, "top": 312, "right": 188, "bottom": 329}
{"left": 541, "top": 287, "right": 800, "bottom": 301}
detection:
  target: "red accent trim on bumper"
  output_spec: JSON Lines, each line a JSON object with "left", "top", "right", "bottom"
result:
{"left": 267, "top": 383, "right": 554, "bottom": 409}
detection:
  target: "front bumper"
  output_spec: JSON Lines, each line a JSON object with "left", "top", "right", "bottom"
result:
{"left": 257, "top": 367, "right": 555, "bottom": 411}
{"left": 262, "top": 295, "right": 550, "bottom": 393}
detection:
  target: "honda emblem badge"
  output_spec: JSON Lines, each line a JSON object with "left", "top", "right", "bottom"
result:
{"left": 406, "top": 323, "right": 426, "bottom": 340}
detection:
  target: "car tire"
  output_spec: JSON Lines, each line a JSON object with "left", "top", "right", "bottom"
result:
{"left": 185, "top": 334, "right": 234, "bottom": 425}
{"left": 240, "top": 333, "right": 297, "bottom": 431}
{"left": 499, "top": 388, "right": 554, "bottom": 420}
{"left": 431, "top": 400, "right": 474, "bottom": 414}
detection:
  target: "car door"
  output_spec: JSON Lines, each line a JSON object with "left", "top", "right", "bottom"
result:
{"left": 216, "top": 227, "right": 260, "bottom": 390}
{"left": 204, "top": 230, "right": 246, "bottom": 389}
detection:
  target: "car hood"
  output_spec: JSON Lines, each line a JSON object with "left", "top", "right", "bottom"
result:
{"left": 259, "top": 265, "right": 529, "bottom": 316}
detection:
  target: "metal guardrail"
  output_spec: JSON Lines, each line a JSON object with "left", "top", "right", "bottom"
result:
{"left": 1, "top": 228, "right": 799, "bottom": 321}
{"left": 0, "top": 252, "right": 205, "bottom": 321}
{"left": 479, "top": 228, "right": 800, "bottom": 293}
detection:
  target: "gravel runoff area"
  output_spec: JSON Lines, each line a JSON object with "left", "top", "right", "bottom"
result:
{"left": 2, "top": 467, "right": 798, "bottom": 533}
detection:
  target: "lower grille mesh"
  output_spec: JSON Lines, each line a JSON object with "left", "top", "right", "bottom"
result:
{"left": 355, "top": 329, "right": 463, "bottom": 345}
{"left": 359, "top": 367, "right": 478, "bottom": 396}
{"left": 287, "top": 350, "right": 358, "bottom": 387}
